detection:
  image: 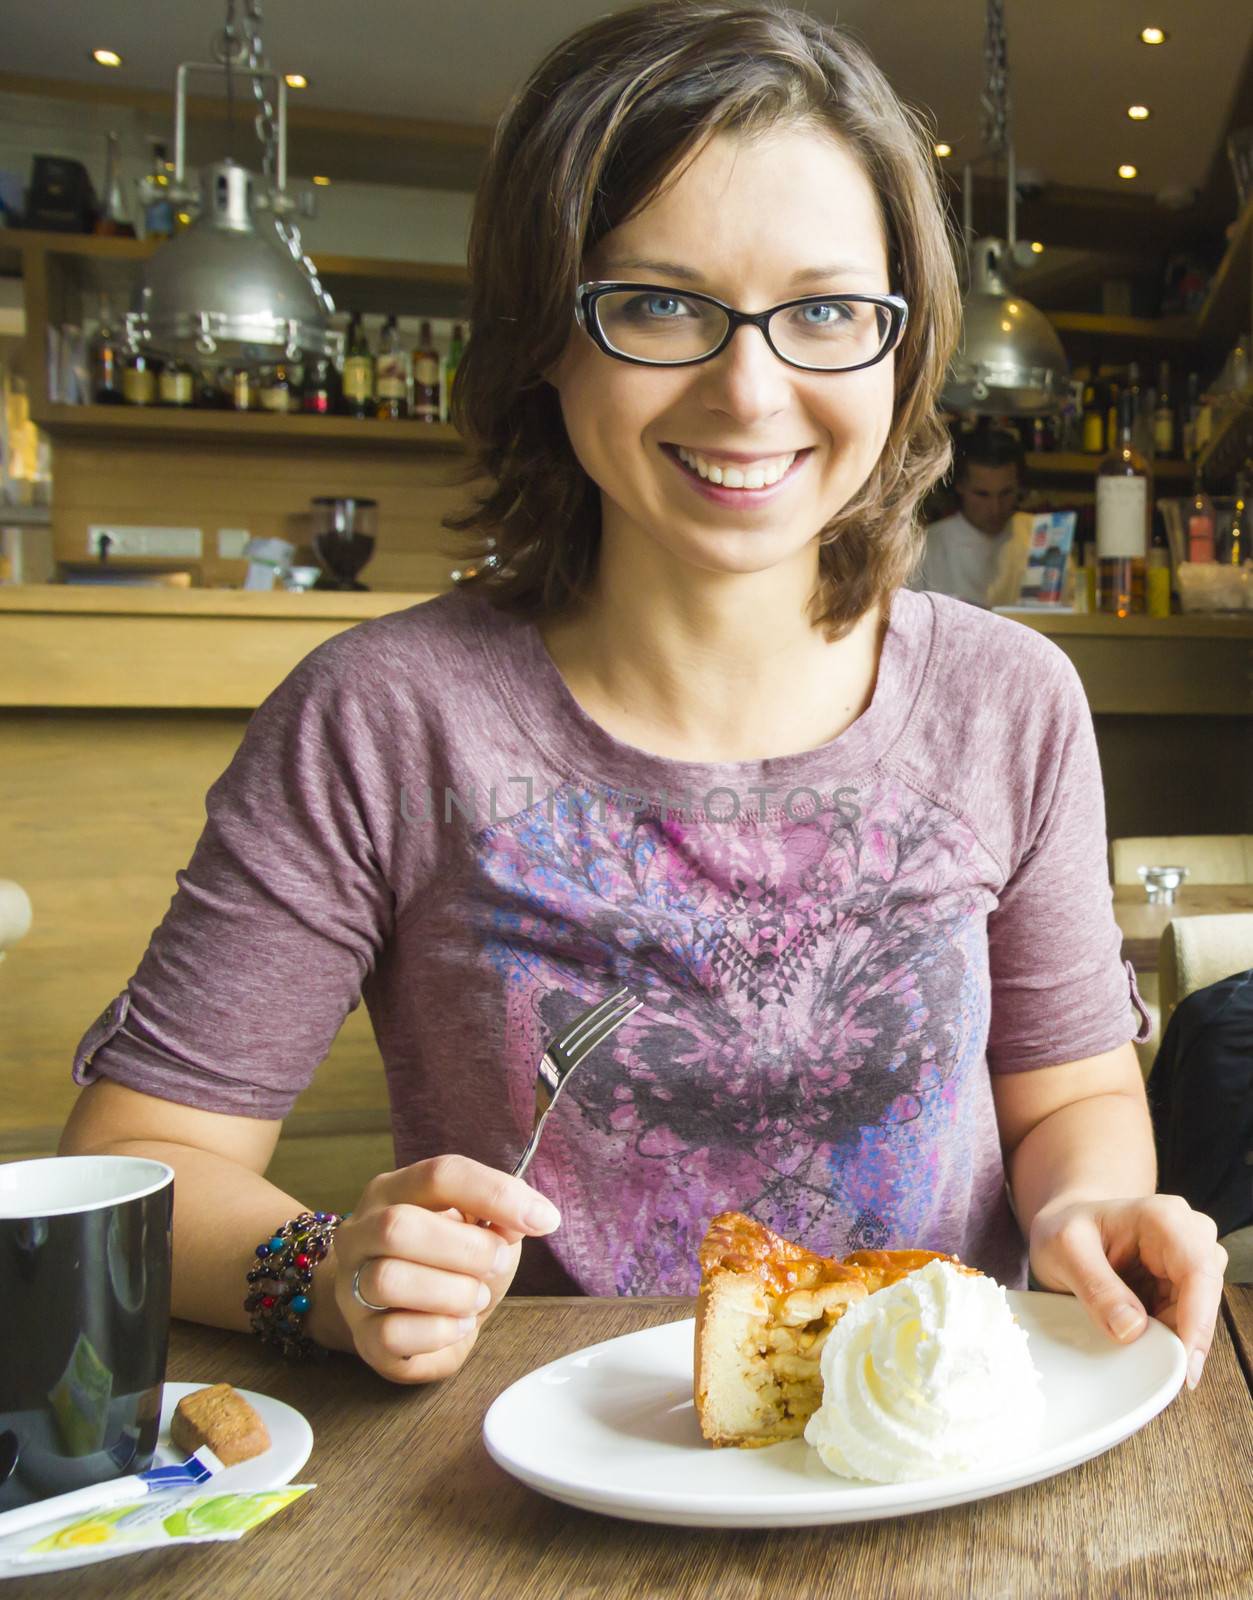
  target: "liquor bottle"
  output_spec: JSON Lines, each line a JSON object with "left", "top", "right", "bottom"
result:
{"left": 194, "top": 366, "right": 226, "bottom": 410}
{"left": 258, "top": 361, "right": 295, "bottom": 413}
{"left": 1226, "top": 471, "right": 1248, "bottom": 566}
{"left": 375, "top": 316, "right": 410, "bottom": 420}
{"left": 140, "top": 142, "right": 175, "bottom": 239}
{"left": 1186, "top": 469, "right": 1216, "bottom": 563}
{"left": 1081, "top": 378, "right": 1105, "bottom": 453}
{"left": 412, "top": 319, "right": 441, "bottom": 423}
{"left": 1181, "top": 371, "right": 1200, "bottom": 460}
{"left": 157, "top": 355, "right": 194, "bottom": 408}
{"left": 120, "top": 341, "right": 156, "bottom": 406}
{"left": 1095, "top": 388, "right": 1150, "bottom": 616}
{"left": 444, "top": 322, "right": 465, "bottom": 421}
{"left": 88, "top": 294, "right": 124, "bottom": 404}
{"left": 1146, "top": 509, "right": 1171, "bottom": 617}
{"left": 302, "top": 356, "right": 337, "bottom": 415}
{"left": 94, "top": 132, "right": 136, "bottom": 238}
{"left": 341, "top": 315, "right": 374, "bottom": 419}
{"left": 1153, "top": 361, "right": 1174, "bottom": 457}
{"left": 1104, "top": 379, "right": 1120, "bottom": 456}
{"left": 228, "top": 364, "right": 255, "bottom": 412}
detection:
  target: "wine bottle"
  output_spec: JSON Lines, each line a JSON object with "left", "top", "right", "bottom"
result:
{"left": 1186, "top": 468, "right": 1216, "bottom": 563}
{"left": 88, "top": 294, "right": 124, "bottom": 404}
{"left": 341, "top": 315, "right": 374, "bottom": 419}
{"left": 1146, "top": 509, "right": 1171, "bottom": 617}
{"left": 375, "top": 316, "right": 410, "bottom": 420}
{"left": 412, "top": 320, "right": 441, "bottom": 423}
{"left": 1153, "top": 360, "right": 1174, "bottom": 457}
{"left": 1096, "top": 388, "right": 1150, "bottom": 616}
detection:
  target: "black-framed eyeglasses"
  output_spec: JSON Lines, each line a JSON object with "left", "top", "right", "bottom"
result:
{"left": 574, "top": 282, "right": 909, "bottom": 372}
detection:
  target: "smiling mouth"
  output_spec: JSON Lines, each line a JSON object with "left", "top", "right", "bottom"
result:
{"left": 662, "top": 443, "right": 812, "bottom": 490}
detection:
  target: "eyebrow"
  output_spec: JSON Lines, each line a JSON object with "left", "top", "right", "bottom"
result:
{"left": 600, "top": 257, "right": 880, "bottom": 287}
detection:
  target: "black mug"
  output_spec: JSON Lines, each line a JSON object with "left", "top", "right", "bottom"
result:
{"left": 0, "top": 1156, "right": 173, "bottom": 1512}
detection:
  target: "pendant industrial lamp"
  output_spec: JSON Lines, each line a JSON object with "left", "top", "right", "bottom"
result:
{"left": 127, "top": 0, "right": 338, "bottom": 370}
{"left": 943, "top": 0, "right": 1068, "bottom": 417}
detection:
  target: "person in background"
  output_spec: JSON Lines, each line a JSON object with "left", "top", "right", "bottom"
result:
{"left": 915, "top": 426, "right": 1025, "bottom": 606}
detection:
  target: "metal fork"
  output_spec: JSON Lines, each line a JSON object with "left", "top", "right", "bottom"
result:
{"left": 506, "top": 985, "right": 642, "bottom": 1183}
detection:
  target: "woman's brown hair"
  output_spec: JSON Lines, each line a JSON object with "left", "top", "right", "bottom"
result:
{"left": 446, "top": 0, "right": 961, "bottom": 637}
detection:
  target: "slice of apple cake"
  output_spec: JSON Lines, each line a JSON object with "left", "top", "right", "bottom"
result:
{"left": 693, "top": 1211, "right": 968, "bottom": 1447}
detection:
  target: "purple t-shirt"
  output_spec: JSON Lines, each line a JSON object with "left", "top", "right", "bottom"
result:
{"left": 73, "top": 586, "right": 1149, "bottom": 1294}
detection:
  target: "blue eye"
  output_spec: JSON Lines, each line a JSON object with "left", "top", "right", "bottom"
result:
{"left": 632, "top": 294, "right": 688, "bottom": 319}
{"left": 798, "top": 301, "right": 850, "bottom": 324}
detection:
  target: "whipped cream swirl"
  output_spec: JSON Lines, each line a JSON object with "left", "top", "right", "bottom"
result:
{"left": 804, "top": 1259, "right": 1044, "bottom": 1482}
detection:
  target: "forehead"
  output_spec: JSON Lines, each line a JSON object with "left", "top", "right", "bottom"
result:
{"left": 960, "top": 461, "right": 1020, "bottom": 490}
{"left": 594, "top": 125, "right": 889, "bottom": 287}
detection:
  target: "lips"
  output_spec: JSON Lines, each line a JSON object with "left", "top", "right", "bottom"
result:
{"left": 661, "top": 442, "right": 812, "bottom": 504}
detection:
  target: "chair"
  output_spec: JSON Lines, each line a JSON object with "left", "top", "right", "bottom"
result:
{"left": 1156, "top": 912, "right": 1253, "bottom": 1285}
{"left": 1110, "top": 834, "right": 1253, "bottom": 886}
{"left": 0, "top": 879, "right": 32, "bottom": 964}
{"left": 1111, "top": 835, "right": 1253, "bottom": 1077}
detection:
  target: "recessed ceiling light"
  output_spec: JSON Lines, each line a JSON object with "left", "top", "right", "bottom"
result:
{"left": 934, "top": 141, "right": 952, "bottom": 159}
{"left": 91, "top": 49, "right": 123, "bottom": 68}
{"left": 1128, "top": 104, "right": 1151, "bottom": 120}
{"left": 1030, "top": 241, "right": 1044, "bottom": 254}
{"left": 1118, "top": 164, "right": 1139, "bottom": 180}
{"left": 1139, "top": 26, "right": 1167, "bottom": 45}
{"left": 312, "top": 175, "right": 331, "bottom": 186}
{"left": 284, "top": 73, "right": 308, "bottom": 89}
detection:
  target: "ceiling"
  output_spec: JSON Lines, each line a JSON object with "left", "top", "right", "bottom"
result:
{"left": 1, "top": 0, "right": 1251, "bottom": 204}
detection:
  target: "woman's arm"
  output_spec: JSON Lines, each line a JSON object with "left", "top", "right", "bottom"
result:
{"left": 59, "top": 1078, "right": 562, "bottom": 1381}
{"left": 59, "top": 1078, "right": 353, "bottom": 1347}
{"left": 991, "top": 1041, "right": 1154, "bottom": 1232}
{"left": 991, "top": 1043, "right": 1227, "bottom": 1388}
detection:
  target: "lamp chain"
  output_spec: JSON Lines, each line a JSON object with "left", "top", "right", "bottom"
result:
{"left": 243, "top": 0, "right": 278, "bottom": 181}
{"left": 979, "top": 0, "right": 1009, "bottom": 157}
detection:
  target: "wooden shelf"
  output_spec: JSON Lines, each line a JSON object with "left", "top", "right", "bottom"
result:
{"left": 1196, "top": 199, "right": 1253, "bottom": 347}
{"left": 1197, "top": 391, "right": 1253, "bottom": 480}
{"left": 1025, "top": 452, "right": 1192, "bottom": 482}
{"left": 32, "top": 403, "right": 465, "bottom": 450}
{"left": 1046, "top": 313, "right": 1200, "bottom": 345}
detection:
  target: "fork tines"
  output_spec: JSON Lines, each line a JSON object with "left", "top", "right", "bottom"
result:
{"left": 555, "top": 985, "right": 642, "bottom": 1067}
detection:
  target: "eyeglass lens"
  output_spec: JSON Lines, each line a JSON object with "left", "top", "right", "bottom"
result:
{"left": 593, "top": 290, "right": 892, "bottom": 368}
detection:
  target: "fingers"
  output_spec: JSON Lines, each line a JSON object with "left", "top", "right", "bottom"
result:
{"left": 1133, "top": 1197, "right": 1226, "bottom": 1388}
{"left": 334, "top": 1154, "right": 559, "bottom": 1385}
{"left": 1038, "top": 1210, "right": 1148, "bottom": 1343}
{"left": 370, "top": 1154, "right": 562, "bottom": 1240}
{"left": 1033, "top": 1196, "right": 1228, "bottom": 1391}
{"left": 353, "top": 1255, "right": 492, "bottom": 1321}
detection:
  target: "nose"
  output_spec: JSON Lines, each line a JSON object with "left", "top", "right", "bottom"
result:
{"left": 695, "top": 323, "right": 793, "bottom": 428}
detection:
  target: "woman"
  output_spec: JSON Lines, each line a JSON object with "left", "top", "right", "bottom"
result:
{"left": 62, "top": 0, "right": 1226, "bottom": 1388}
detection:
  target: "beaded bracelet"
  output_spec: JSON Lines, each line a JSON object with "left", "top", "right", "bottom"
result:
{"left": 245, "top": 1210, "right": 345, "bottom": 1360}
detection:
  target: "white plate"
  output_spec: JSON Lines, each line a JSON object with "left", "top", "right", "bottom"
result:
{"left": 483, "top": 1294, "right": 1186, "bottom": 1527}
{"left": 0, "top": 1381, "right": 313, "bottom": 1577}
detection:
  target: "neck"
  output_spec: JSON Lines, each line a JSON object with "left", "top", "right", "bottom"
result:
{"left": 540, "top": 522, "right": 884, "bottom": 762}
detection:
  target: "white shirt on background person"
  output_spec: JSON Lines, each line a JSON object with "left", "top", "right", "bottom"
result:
{"left": 914, "top": 511, "right": 1026, "bottom": 609}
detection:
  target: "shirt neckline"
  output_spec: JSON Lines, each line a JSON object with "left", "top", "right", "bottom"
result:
{"left": 471, "top": 584, "right": 935, "bottom": 805}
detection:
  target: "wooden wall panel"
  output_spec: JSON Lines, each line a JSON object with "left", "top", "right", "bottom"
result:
{"left": 50, "top": 434, "right": 485, "bottom": 592}
{"left": 0, "top": 711, "right": 392, "bottom": 1195}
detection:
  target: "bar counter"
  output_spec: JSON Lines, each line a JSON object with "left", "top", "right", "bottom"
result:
{"left": 1, "top": 584, "right": 1250, "bottom": 712}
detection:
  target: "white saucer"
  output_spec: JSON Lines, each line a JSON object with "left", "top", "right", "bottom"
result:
{"left": 0, "top": 1381, "right": 313, "bottom": 1577}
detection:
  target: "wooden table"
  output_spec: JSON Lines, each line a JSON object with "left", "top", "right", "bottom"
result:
{"left": 1113, "top": 884, "right": 1253, "bottom": 971}
{"left": 9, "top": 1294, "right": 1252, "bottom": 1600}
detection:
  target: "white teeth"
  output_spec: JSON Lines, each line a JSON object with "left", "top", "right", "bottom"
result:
{"left": 675, "top": 446, "right": 797, "bottom": 488}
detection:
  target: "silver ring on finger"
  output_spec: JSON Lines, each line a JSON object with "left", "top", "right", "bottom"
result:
{"left": 351, "top": 1259, "right": 390, "bottom": 1313}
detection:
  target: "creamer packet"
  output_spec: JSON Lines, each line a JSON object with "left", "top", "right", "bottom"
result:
{"left": 1, "top": 1484, "right": 313, "bottom": 1566}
